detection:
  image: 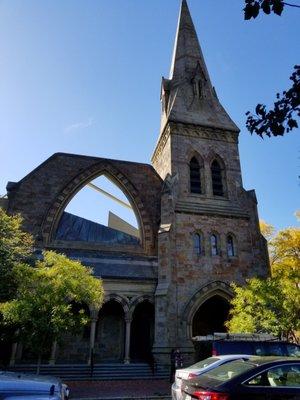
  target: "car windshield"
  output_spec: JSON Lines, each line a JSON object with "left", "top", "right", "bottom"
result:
{"left": 202, "top": 360, "right": 257, "bottom": 382}
{"left": 189, "top": 357, "right": 219, "bottom": 369}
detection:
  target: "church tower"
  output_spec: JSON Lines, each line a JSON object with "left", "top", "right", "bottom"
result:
{"left": 152, "top": 0, "right": 268, "bottom": 363}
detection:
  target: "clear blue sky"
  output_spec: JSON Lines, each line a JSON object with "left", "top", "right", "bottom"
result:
{"left": 0, "top": 0, "right": 299, "bottom": 231}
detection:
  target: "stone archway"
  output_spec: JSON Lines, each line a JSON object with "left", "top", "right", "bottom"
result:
{"left": 182, "top": 281, "right": 233, "bottom": 341}
{"left": 55, "top": 302, "right": 91, "bottom": 363}
{"left": 192, "top": 295, "right": 230, "bottom": 336}
{"left": 95, "top": 299, "right": 125, "bottom": 362}
{"left": 181, "top": 282, "right": 233, "bottom": 361}
{"left": 130, "top": 300, "right": 155, "bottom": 362}
{"left": 41, "top": 161, "right": 156, "bottom": 254}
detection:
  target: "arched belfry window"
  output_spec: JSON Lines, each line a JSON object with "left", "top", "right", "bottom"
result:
{"left": 211, "top": 234, "right": 219, "bottom": 256}
{"left": 190, "top": 157, "right": 201, "bottom": 194}
{"left": 211, "top": 160, "right": 224, "bottom": 196}
{"left": 227, "top": 235, "right": 235, "bottom": 257}
{"left": 193, "top": 233, "right": 202, "bottom": 256}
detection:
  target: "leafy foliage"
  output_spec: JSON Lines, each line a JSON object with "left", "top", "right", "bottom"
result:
{"left": 0, "top": 209, "right": 33, "bottom": 302}
{"left": 269, "top": 226, "right": 300, "bottom": 276}
{"left": 0, "top": 251, "right": 104, "bottom": 362}
{"left": 227, "top": 275, "right": 299, "bottom": 341}
{"left": 246, "top": 66, "right": 300, "bottom": 137}
{"left": 227, "top": 219, "right": 300, "bottom": 342}
{"left": 243, "top": 1, "right": 300, "bottom": 138}
{"left": 244, "top": 0, "right": 285, "bottom": 19}
{"left": 260, "top": 220, "right": 275, "bottom": 240}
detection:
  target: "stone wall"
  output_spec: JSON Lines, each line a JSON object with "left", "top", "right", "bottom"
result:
{"left": 152, "top": 121, "right": 269, "bottom": 365}
{"left": 7, "top": 153, "right": 162, "bottom": 256}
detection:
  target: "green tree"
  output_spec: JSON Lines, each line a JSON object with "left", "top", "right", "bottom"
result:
{"left": 0, "top": 208, "right": 33, "bottom": 302}
{"left": 226, "top": 218, "right": 300, "bottom": 342}
{"left": 0, "top": 251, "right": 104, "bottom": 371}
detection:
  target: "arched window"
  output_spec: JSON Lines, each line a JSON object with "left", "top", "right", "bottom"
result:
{"left": 55, "top": 174, "right": 140, "bottom": 245}
{"left": 211, "top": 160, "right": 224, "bottom": 196}
{"left": 190, "top": 157, "right": 201, "bottom": 194}
{"left": 211, "top": 234, "right": 219, "bottom": 256}
{"left": 227, "top": 235, "right": 235, "bottom": 257}
{"left": 193, "top": 233, "right": 202, "bottom": 255}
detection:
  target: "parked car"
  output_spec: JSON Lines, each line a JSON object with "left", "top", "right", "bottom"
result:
{"left": 181, "top": 356, "right": 300, "bottom": 400}
{"left": 0, "top": 371, "right": 69, "bottom": 400}
{"left": 194, "top": 334, "right": 300, "bottom": 361}
{"left": 172, "top": 354, "right": 251, "bottom": 400}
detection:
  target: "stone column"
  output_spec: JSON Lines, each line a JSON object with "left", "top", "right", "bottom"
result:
{"left": 9, "top": 342, "right": 18, "bottom": 367}
{"left": 124, "top": 316, "right": 132, "bottom": 364}
{"left": 205, "top": 162, "right": 213, "bottom": 197}
{"left": 49, "top": 341, "right": 57, "bottom": 365}
{"left": 88, "top": 314, "right": 98, "bottom": 365}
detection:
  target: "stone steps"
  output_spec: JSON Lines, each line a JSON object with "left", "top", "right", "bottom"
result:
{"left": 9, "top": 363, "right": 170, "bottom": 381}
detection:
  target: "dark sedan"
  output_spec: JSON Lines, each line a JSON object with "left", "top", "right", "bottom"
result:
{"left": 181, "top": 356, "right": 300, "bottom": 400}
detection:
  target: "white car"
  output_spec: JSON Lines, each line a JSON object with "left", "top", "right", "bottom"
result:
{"left": 171, "top": 354, "right": 251, "bottom": 400}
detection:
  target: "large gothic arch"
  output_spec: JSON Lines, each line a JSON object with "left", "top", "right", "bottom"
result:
{"left": 182, "top": 281, "right": 233, "bottom": 340}
{"left": 41, "top": 161, "right": 154, "bottom": 253}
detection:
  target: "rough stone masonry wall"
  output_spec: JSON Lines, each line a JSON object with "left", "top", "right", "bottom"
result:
{"left": 6, "top": 153, "right": 162, "bottom": 256}
{"left": 151, "top": 125, "right": 172, "bottom": 181}
{"left": 170, "top": 124, "right": 242, "bottom": 201}
{"left": 173, "top": 212, "right": 267, "bottom": 311}
{"left": 152, "top": 122, "right": 269, "bottom": 365}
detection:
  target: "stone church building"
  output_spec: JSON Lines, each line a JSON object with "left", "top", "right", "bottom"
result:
{"left": 3, "top": 0, "right": 268, "bottom": 366}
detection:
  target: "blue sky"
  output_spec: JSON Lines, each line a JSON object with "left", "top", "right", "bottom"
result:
{"left": 0, "top": 0, "right": 299, "bottom": 231}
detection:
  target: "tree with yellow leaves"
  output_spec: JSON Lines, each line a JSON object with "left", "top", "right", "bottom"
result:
{"left": 226, "top": 214, "right": 300, "bottom": 342}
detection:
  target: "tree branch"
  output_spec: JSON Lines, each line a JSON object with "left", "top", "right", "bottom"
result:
{"left": 283, "top": 2, "right": 300, "bottom": 7}
{"left": 246, "top": 65, "right": 300, "bottom": 137}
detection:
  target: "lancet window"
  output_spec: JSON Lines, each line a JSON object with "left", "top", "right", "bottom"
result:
{"left": 190, "top": 157, "right": 202, "bottom": 194}
{"left": 211, "top": 160, "right": 224, "bottom": 196}
{"left": 193, "top": 233, "right": 202, "bottom": 256}
{"left": 227, "top": 235, "right": 235, "bottom": 257}
{"left": 211, "top": 234, "right": 219, "bottom": 256}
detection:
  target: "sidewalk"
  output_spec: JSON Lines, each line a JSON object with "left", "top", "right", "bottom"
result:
{"left": 67, "top": 379, "right": 171, "bottom": 400}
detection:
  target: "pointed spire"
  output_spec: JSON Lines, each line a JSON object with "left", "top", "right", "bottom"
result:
{"left": 170, "top": 0, "right": 210, "bottom": 84}
{"left": 160, "top": 0, "right": 239, "bottom": 133}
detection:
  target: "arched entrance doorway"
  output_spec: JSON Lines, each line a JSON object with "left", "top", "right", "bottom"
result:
{"left": 192, "top": 295, "right": 230, "bottom": 336}
{"left": 192, "top": 295, "right": 230, "bottom": 360}
{"left": 130, "top": 301, "right": 154, "bottom": 362}
{"left": 95, "top": 300, "right": 125, "bottom": 362}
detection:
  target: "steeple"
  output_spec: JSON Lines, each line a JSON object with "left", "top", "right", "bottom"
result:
{"left": 160, "top": 0, "right": 239, "bottom": 134}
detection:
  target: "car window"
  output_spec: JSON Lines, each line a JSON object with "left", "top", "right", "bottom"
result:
{"left": 265, "top": 343, "right": 284, "bottom": 356}
{"left": 217, "top": 341, "right": 253, "bottom": 355}
{"left": 253, "top": 343, "right": 268, "bottom": 356}
{"left": 203, "top": 360, "right": 256, "bottom": 382}
{"left": 246, "top": 364, "right": 300, "bottom": 387}
{"left": 190, "top": 357, "right": 219, "bottom": 369}
{"left": 285, "top": 344, "right": 300, "bottom": 357}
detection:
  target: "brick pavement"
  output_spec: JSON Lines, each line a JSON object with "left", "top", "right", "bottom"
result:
{"left": 67, "top": 379, "right": 171, "bottom": 399}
